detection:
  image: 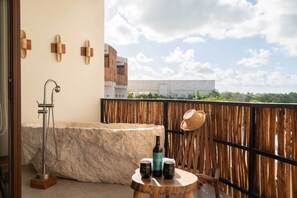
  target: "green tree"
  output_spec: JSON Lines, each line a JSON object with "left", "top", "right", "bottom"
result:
{"left": 221, "top": 92, "right": 233, "bottom": 100}
{"left": 245, "top": 92, "right": 254, "bottom": 102}
{"left": 130, "top": 90, "right": 297, "bottom": 103}
{"left": 288, "top": 92, "right": 297, "bottom": 103}
{"left": 193, "top": 91, "right": 206, "bottom": 100}
{"left": 206, "top": 89, "right": 220, "bottom": 98}
{"left": 127, "top": 92, "right": 134, "bottom": 98}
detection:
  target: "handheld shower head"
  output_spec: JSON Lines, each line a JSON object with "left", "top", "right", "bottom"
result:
{"left": 43, "top": 79, "right": 61, "bottom": 104}
{"left": 51, "top": 85, "right": 61, "bottom": 104}
{"left": 55, "top": 85, "right": 61, "bottom": 93}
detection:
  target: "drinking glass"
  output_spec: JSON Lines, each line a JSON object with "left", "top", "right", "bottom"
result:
{"left": 163, "top": 160, "right": 175, "bottom": 179}
{"left": 140, "top": 160, "right": 151, "bottom": 179}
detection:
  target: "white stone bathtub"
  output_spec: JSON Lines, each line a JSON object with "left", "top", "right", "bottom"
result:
{"left": 21, "top": 122, "right": 164, "bottom": 185}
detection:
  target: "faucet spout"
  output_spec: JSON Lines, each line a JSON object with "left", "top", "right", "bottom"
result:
{"left": 43, "top": 79, "right": 60, "bottom": 104}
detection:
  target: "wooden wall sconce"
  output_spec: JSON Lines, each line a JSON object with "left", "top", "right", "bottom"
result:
{"left": 81, "top": 40, "right": 93, "bottom": 65}
{"left": 20, "top": 30, "right": 32, "bottom": 59}
{"left": 51, "top": 35, "right": 66, "bottom": 62}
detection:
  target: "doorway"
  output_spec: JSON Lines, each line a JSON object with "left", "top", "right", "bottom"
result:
{"left": 1, "top": 0, "right": 21, "bottom": 197}
{"left": 0, "top": 0, "right": 10, "bottom": 197}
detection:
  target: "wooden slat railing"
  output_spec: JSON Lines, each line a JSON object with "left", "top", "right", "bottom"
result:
{"left": 101, "top": 98, "right": 297, "bottom": 198}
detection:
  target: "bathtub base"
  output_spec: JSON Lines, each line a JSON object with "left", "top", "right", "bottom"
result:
{"left": 30, "top": 175, "right": 57, "bottom": 190}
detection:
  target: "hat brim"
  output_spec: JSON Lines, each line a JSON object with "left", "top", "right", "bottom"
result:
{"left": 180, "top": 110, "right": 206, "bottom": 131}
{"left": 180, "top": 119, "right": 204, "bottom": 131}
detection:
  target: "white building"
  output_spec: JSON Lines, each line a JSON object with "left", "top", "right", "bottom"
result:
{"left": 128, "top": 80, "right": 215, "bottom": 98}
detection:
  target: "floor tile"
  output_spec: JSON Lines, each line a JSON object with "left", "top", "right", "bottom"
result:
{"left": 22, "top": 165, "right": 230, "bottom": 198}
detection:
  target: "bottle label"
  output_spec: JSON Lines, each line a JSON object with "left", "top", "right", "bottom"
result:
{"left": 153, "top": 152, "right": 163, "bottom": 171}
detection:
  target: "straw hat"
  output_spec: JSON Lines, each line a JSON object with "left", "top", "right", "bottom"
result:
{"left": 180, "top": 109, "right": 206, "bottom": 131}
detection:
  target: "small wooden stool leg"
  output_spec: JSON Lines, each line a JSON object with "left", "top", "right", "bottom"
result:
{"left": 183, "top": 191, "right": 194, "bottom": 198}
{"left": 214, "top": 180, "right": 220, "bottom": 198}
{"left": 133, "top": 191, "right": 144, "bottom": 198}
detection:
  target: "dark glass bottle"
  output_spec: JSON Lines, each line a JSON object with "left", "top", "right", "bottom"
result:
{"left": 153, "top": 135, "right": 163, "bottom": 177}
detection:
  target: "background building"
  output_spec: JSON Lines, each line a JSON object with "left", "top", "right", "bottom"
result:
{"left": 104, "top": 44, "right": 128, "bottom": 98}
{"left": 128, "top": 80, "right": 215, "bottom": 98}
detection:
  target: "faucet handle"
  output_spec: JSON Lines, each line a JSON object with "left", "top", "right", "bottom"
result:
{"left": 37, "top": 101, "right": 40, "bottom": 118}
{"left": 37, "top": 100, "right": 54, "bottom": 108}
{"left": 38, "top": 109, "right": 47, "bottom": 114}
{"left": 36, "top": 100, "right": 48, "bottom": 118}
{"left": 37, "top": 109, "right": 47, "bottom": 119}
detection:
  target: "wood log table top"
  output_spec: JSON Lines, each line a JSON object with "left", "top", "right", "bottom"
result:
{"left": 131, "top": 168, "right": 198, "bottom": 198}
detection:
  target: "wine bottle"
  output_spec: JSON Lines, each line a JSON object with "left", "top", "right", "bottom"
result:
{"left": 153, "top": 135, "right": 163, "bottom": 177}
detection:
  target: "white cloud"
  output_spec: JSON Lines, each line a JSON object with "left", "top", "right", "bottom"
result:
{"left": 128, "top": 60, "right": 159, "bottom": 80}
{"left": 106, "top": 0, "right": 297, "bottom": 56}
{"left": 163, "top": 47, "right": 218, "bottom": 79}
{"left": 128, "top": 58, "right": 142, "bottom": 71}
{"left": 161, "top": 47, "right": 297, "bottom": 92}
{"left": 160, "top": 67, "right": 175, "bottom": 75}
{"left": 239, "top": 70, "right": 297, "bottom": 86}
{"left": 135, "top": 53, "right": 153, "bottom": 63}
{"left": 163, "top": 47, "right": 194, "bottom": 63}
{"left": 237, "top": 49, "right": 271, "bottom": 67}
{"left": 105, "top": 14, "right": 139, "bottom": 46}
{"left": 183, "top": 37, "right": 205, "bottom": 44}
{"left": 128, "top": 53, "right": 162, "bottom": 80}
{"left": 107, "top": 0, "right": 254, "bottom": 42}
{"left": 226, "top": 0, "right": 297, "bottom": 56}
{"left": 128, "top": 47, "right": 297, "bottom": 92}
{"left": 180, "top": 61, "right": 214, "bottom": 74}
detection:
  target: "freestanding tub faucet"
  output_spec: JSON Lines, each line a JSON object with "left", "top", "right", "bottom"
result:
{"left": 36, "top": 79, "right": 60, "bottom": 180}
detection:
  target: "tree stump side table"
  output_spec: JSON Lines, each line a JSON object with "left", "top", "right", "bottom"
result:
{"left": 131, "top": 168, "right": 198, "bottom": 198}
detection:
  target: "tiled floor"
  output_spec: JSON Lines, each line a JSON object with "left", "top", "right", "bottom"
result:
{"left": 22, "top": 165, "right": 230, "bottom": 198}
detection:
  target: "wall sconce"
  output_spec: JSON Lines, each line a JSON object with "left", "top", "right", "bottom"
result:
{"left": 20, "top": 30, "right": 32, "bottom": 59}
{"left": 51, "top": 35, "right": 66, "bottom": 62}
{"left": 81, "top": 40, "right": 93, "bottom": 65}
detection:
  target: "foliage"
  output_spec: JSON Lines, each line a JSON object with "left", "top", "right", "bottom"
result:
{"left": 128, "top": 90, "right": 297, "bottom": 103}
{"left": 127, "top": 92, "right": 134, "bottom": 98}
{"left": 193, "top": 91, "right": 206, "bottom": 100}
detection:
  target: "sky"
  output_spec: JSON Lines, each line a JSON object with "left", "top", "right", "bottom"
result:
{"left": 104, "top": 0, "right": 297, "bottom": 94}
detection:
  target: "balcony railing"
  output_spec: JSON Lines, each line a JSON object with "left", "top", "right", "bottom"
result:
{"left": 100, "top": 98, "right": 297, "bottom": 198}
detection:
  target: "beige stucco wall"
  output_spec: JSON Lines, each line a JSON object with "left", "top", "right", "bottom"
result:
{"left": 21, "top": 0, "right": 104, "bottom": 123}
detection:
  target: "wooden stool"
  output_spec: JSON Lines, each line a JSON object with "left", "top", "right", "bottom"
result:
{"left": 176, "top": 115, "right": 221, "bottom": 198}
{"left": 131, "top": 168, "right": 197, "bottom": 198}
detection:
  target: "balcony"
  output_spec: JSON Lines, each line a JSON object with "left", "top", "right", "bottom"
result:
{"left": 100, "top": 98, "right": 297, "bottom": 198}
{"left": 22, "top": 165, "right": 229, "bottom": 198}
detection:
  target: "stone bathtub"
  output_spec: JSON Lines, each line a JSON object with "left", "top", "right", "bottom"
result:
{"left": 22, "top": 122, "right": 164, "bottom": 185}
